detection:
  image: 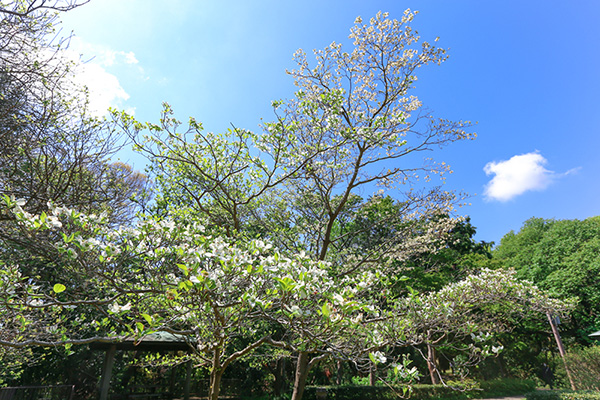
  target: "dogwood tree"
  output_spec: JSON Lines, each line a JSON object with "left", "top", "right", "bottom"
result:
{"left": 110, "top": 10, "right": 476, "bottom": 398}
{"left": 382, "top": 268, "right": 575, "bottom": 384}
{"left": 258, "top": 10, "right": 474, "bottom": 267}
{"left": 0, "top": 197, "right": 574, "bottom": 399}
{"left": 1, "top": 7, "right": 573, "bottom": 400}
{"left": 0, "top": 196, "right": 379, "bottom": 399}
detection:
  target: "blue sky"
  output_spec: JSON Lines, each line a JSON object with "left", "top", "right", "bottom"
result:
{"left": 59, "top": 0, "right": 600, "bottom": 245}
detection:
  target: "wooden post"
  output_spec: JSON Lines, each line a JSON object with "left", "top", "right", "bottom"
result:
{"left": 184, "top": 359, "right": 192, "bottom": 400}
{"left": 168, "top": 356, "right": 176, "bottom": 400}
{"left": 99, "top": 344, "right": 117, "bottom": 400}
{"left": 547, "top": 312, "right": 576, "bottom": 390}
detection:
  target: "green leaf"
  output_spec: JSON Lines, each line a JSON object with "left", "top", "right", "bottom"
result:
{"left": 369, "top": 352, "right": 377, "bottom": 364}
{"left": 141, "top": 313, "right": 153, "bottom": 326}
{"left": 321, "top": 303, "right": 331, "bottom": 318}
{"left": 177, "top": 263, "right": 188, "bottom": 275}
{"left": 53, "top": 283, "right": 66, "bottom": 293}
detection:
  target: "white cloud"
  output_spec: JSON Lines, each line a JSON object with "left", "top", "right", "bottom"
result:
{"left": 63, "top": 37, "right": 140, "bottom": 116}
{"left": 69, "top": 37, "right": 139, "bottom": 67}
{"left": 72, "top": 62, "right": 130, "bottom": 116}
{"left": 483, "top": 151, "right": 557, "bottom": 202}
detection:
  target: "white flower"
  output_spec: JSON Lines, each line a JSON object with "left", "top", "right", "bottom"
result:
{"left": 371, "top": 351, "right": 387, "bottom": 364}
{"left": 332, "top": 293, "right": 344, "bottom": 304}
{"left": 350, "top": 313, "right": 363, "bottom": 324}
{"left": 109, "top": 302, "right": 132, "bottom": 313}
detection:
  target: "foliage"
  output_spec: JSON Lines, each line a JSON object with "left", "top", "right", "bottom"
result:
{"left": 0, "top": 0, "right": 150, "bottom": 389}
{"left": 393, "top": 217, "right": 494, "bottom": 296}
{"left": 261, "top": 10, "right": 474, "bottom": 267}
{"left": 0, "top": 197, "right": 571, "bottom": 398}
{"left": 526, "top": 391, "right": 600, "bottom": 400}
{"left": 559, "top": 345, "right": 600, "bottom": 390}
{"left": 382, "top": 268, "right": 573, "bottom": 384}
{"left": 112, "top": 10, "right": 480, "bottom": 400}
{"left": 0, "top": 5, "right": 577, "bottom": 400}
{"left": 0, "top": 1, "right": 149, "bottom": 226}
{"left": 495, "top": 216, "right": 600, "bottom": 343}
{"left": 0, "top": 198, "right": 382, "bottom": 400}
{"left": 302, "top": 378, "right": 536, "bottom": 400}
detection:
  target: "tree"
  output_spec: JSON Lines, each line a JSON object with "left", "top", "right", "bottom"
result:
{"left": 116, "top": 10, "right": 476, "bottom": 399}
{"left": 0, "top": 6, "right": 573, "bottom": 400}
{"left": 122, "top": 107, "right": 308, "bottom": 237}
{"left": 0, "top": 197, "right": 381, "bottom": 400}
{"left": 0, "top": 0, "right": 149, "bottom": 225}
{"left": 387, "top": 268, "right": 573, "bottom": 384}
{"left": 262, "top": 265, "right": 383, "bottom": 400}
{"left": 0, "top": 0, "right": 149, "bottom": 389}
{"left": 260, "top": 12, "right": 473, "bottom": 397}
{"left": 495, "top": 216, "right": 600, "bottom": 343}
{"left": 0, "top": 1, "right": 89, "bottom": 17}
{"left": 261, "top": 10, "right": 473, "bottom": 266}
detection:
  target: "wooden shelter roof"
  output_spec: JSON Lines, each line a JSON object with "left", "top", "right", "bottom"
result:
{"left": 90, "top": 331, "right": 195, "bottom": 352}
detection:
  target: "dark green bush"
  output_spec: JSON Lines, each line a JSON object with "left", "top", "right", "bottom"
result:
{"left": 563, "top": 346, "right": 600, "bottom": 390}
{"left": 303, "top": 378, "right": 537, "bottom": 400}
{"left": 526, "top": 390, "right": 600, "bottom": 400}
{"left": 479, "top": 378, "right": 537, "bottom": 397}
{"left": 303, "top": 385, "right": 470, "bottom": 400}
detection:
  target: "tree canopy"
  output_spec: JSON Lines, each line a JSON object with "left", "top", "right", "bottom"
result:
{"left": 495, "top": 216, "right": 600, "bottom": 343}
{"left": 0, "top": 3, "right": 580, "bottom": 400}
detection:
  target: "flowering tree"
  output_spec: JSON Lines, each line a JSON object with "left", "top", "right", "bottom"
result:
{"left": 0, "top": 7, "right": 574, "bottom": 400}
{"left": 254, "top": 11, "right": 473, "bottom": 396}
{"left": 116, "top": 102, "right": 322, "bottom": 237}
{"left": 261, "top": 265, "right": 384, "bottom": 400}
{"left": 382, "top": 268, "right": 574, "bottom": 384}
{"left": 109, "top": 10, "right": 476, "bottom": 398}
{"left": 0, "top": 0, "right": 149, "bottom": 228}
{"left": 0, "top": 197, "right": 377, "bottom": 399}
{"left": 0, "top": 196, "right": 574, "bottom": 398}
{"left": 259, "top": 10, "right": 474, "bottom": 269}
{"left": 0, "top": 1, "right": 150, "bottom": 384}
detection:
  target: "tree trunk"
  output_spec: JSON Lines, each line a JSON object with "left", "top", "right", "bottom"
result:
{"left": 273, "top": 357, "right": 286, "bottom": 397}
{"left": 369, "top": 362, "right": 376, "bottom": 386}
{"left": 291, "top": 352, "right": 310, "bottom": 400}
{"left": 427, "top": 343, "right": 441, "bottom": 385}
{"left": 209, "top": 349, "right": 224, "bottom": 400}
{"left": 209, "top": 368, "right": 224, "bottom": 400}
{"left": 336, "top": 360, "right": 343, "bottom": 386}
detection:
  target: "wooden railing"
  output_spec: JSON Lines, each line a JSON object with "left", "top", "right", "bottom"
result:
{"left": 0, "top": 385, "right": 75, "bottom": 400}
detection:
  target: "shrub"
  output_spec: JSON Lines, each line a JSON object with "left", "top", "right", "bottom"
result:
{"left": 563, "top": 345, "right": 600, "bottom": 390}
{"left": 303, "top": 378, "right": 536, "bottom": 400}
{"left": 526, "top": 391, "right": 600, "bottom": 400}
{"left": 479, "top": 378, "right": 537, "bottom": 397}
{"left": 303, "top": 385, "right": 467, "bottom": 400}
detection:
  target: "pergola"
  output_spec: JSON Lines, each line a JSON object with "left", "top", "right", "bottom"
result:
{"left": 90, "top": 332, "right": 196, "bottom": 400}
